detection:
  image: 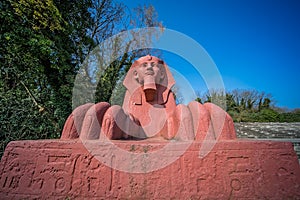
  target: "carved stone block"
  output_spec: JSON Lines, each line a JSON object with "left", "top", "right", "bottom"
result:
{"left": 0, "top": 140, "right": 299, "bottom": 199}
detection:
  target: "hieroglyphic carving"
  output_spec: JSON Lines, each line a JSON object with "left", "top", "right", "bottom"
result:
{"left": 225, "top": 154, "right": 255, "bottom": 198}
{"left": 1, "top": 140, "right": 300, "bottom": 199}
{"left": 194, "top": 152, "right": 223, "bottom": 198}
{"left": 1, "top": 151, "right": 33, "bottom": 192}
{"left": 0, "top": 145, "right": 111, "bottom": 198}
{"left": 55, "top": 177, "right": 66, "bottom": 193}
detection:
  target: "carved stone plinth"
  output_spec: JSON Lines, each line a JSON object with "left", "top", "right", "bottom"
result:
{"left": 0, "top": 139, "right": 299, "bottom": 199}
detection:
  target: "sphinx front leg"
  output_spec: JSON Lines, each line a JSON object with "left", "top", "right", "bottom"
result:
{"left": 187, "top": 101, "right": 215, "bottom": 141}
{"left": 202, "top": 102, "right": 236, "bottom": 140}
{"left": 80, "top": 102, "right": 110, "bottom": 140}
{"left": 165, "top": 104, "right": 194, "bottom": 140}
{"left": 187, "top": 101, "right": 236, "bottom": 141}
{"left": 101, "top": 106, "right": 146, "bottom": 140}
{"left": 101, "top": 105, "right": 127, "bottom": 140}
{"left": 61, "top": 103, "right": 94, "bottom": 139}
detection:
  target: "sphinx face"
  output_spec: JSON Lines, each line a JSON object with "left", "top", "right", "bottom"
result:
{"left": 134, "top": 61, "right": 165, "bottom": 85}
{"left": 123, "top": 55, "right": 175, "bottom": 104}
{"left": 133, "top": 61, "right": 165, "bottom": 102}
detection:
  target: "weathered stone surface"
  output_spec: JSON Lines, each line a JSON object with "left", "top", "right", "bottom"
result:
{"left": 0, "top": 139, "right": 299, "bottom": 199}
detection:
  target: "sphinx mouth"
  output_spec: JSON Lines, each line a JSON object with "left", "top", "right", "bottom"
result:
{"left": 145, "top": 71, "right": 154, "bottom": 75}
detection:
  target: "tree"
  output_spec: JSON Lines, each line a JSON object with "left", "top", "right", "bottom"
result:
{"left": 172, "top": 85, "right": 184, "bottom": 105}
{"left": 92, "top": 5, "right": 163, "bottom": 104}
{"left": 195, "top": 88, "right": 283, "bottom": 122}
{"left": 0, "top": 0, "right": 163, "bottom": 158}
{"left": 0, "top": 0, "right": 95, "bottom": 157}
{"left": 196, "top": 89, "right": 226, "bottom": 110}
{"left": 195, "top": 97, "right": 202, "bottom": 104}
{"left": 262, "top": 98, "right": 271, "bottom": 109}
{"left": 259, "top": 108, "right": 279, "bottom": 122}
{"left": 226, "top": 93, "right": 237, "bottom": 112}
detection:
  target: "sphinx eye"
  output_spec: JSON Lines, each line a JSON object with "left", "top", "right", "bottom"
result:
{"left": 151, "top": 62, "right": 157, "bottom": 67}
{"left": 142, "top": 62, "right": 147, "bottom": 67}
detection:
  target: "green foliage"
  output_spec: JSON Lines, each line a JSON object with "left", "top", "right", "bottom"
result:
{"left": 110, "top": 80, "right": 127, "bottom": 106}
{"left": 95, "top": 55, "right": 132, "bottom": 103}
{"left": 278, "top": 112, "right": 300, "bottom": 122}
{"left": 195, "top": 97, "right": 202, "bottom": 104}
{"left": 0, "top": 0, "right": 162, "bottom": 158}
{"left": 0, "top": 0, "right": 93, "bottom": 158}
{"left": 258, "top": 109, "right": 279, "bottom": 122}
{"left": 10, "top": 0, "right": 65, "bottom": 31}
{"left": 196, "top": 89, "right": 300, "bottom": 123}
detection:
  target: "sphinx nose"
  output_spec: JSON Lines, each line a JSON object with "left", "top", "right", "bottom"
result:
{"left": 146, "top": 63, "right": 153, "bottom": 70}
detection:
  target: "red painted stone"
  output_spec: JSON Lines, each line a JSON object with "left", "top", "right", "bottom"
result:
{"left": 61, "top": 103, "right": 94, "bottom": 139}
{"left": 61, "top": 55, "right": 236, "bottom": 141}
{"left": 0, "top": 140, "right": 299, "bottom": 199}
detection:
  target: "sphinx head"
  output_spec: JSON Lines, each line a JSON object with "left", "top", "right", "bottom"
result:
{"left": 133, "top": 55, "right": 165, "bottom": 86}
{"left": 123, "top": 55, "right": 175, "bottom": 103}
{"left": 132, "top": 55, "right": 165, "bottom": 101}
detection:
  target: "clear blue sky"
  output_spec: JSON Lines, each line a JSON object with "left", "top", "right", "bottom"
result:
{"left": 120, "top": 0, "right": 300, "bottom": 109}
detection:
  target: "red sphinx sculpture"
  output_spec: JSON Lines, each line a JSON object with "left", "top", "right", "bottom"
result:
{"left": 1, "top": 55, "right": 299, "bottom": 199}
{"left": 61, "top": 55, "right": 236, "bottom": 141}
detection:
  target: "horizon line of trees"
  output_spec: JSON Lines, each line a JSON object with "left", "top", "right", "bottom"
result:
{"left": 195, "top": 89, "right": 300, "bottom": 123}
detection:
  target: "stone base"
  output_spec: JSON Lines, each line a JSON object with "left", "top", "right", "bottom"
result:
{"left": 0, "top": 139, "right": 299, "bottom": 199}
